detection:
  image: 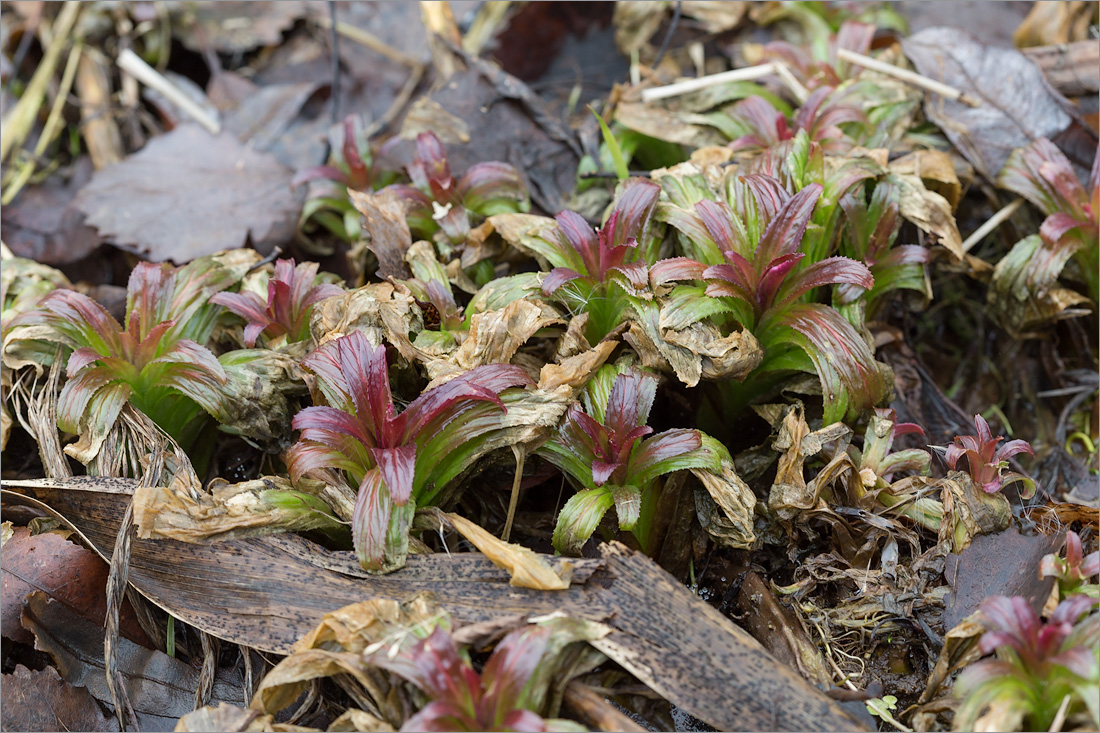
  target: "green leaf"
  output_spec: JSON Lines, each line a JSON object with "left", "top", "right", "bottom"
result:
{"left": 591, "top": 107, "right": 629, "bottom": 181}
{"left": 552, "top": 487, "right": 614, "bottom": 555}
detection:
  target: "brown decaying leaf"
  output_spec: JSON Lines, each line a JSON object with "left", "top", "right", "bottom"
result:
{"left": 901, "top": 27, "right": 1077, "bottom": 181}
{"left": 132, "top": 475, "right": 340, "bottom": 544}
{"left": 943, "top": 526, "right": 1063, "bottom": 630}
{"left": 309, "top": 281, "right": 422, "bottom": 363}
{"left": 1, "top": 526, "right": 151, "bottom": 647}
{"left": 625, "top": 309, "right": 763, "bottom": 387}
{"left": 887, "top": 154, "right": 964, "bottom": 260}
{"left": 348, "top": 188, "right": 414, "bottom": 283}
{"left": 766, "top": 406, "right": 853, "bottom": 521}
{"left": 1, "top": 664, "right": 119, "bottom": 732}
{"left": 423, "top": 299, "right": 560, "bottom": 385}
{"left": 1, "top": 155, "right": 103, "bottom": 265}
{"left": 2, "top": 482, "right": 870, "bottom": 732}
{"left": 73, "top": 125, "right": 302, "bottom": 262}
{"left": 735, "top": 571, "right": 832, "bottom": 687}
{"left": 690, "top": 458, "right": 757, "bottom": 550}
{"left": 936, "top": 471, "right": 1013, "bottom": 553}
{"left": 21, "top": 591, "right": 244, "bottom": 730}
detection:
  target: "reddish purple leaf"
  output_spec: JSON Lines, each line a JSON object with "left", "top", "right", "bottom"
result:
{"left": 370, "top": 444, "right": 417, "bottom": 504}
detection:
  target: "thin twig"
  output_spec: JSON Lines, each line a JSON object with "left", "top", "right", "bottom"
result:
{"left": 960, "top": 198, "right": 1024, "bottom": 253}
{"left": 651, "top": 0, "right": 682, "bottom": 70}
{"left": 314, "top": 14, "right": 422, "bottom": 69}
{"left": 117, "top": 48, "right": 220, "bottom": 134}
{"left": 836, "top": 48, "right": 981, "bottom": 107}
{"left": 774, "top": 62, "right": 810, "bottom": 104}
{"left": 1048, "top": 694, "right": 1072, "bottom": 733}
{"left": 642, "top": 62, "right": 777, "bottom": 102}
{"left": 328, "top": 0, "right": 341, "bottom": 125}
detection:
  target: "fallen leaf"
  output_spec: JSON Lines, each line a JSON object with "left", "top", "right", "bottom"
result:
{"left": 1, "top": 664, "right": 118, "bottom": 732}
{"left": 943, "top": 526, "right": 1062, "bottom": 629}
{"left": 4, "top": 480, "right": 871, "bottom": 732}
{"left": 73, "top": 124, "right": 302, "bottom": 262}
{"left": 1, "top": 526, "right": 151, "bottom": 647}
{"left": 178, "top": 1, "right": 309, "bottom": 53}
{"left": 399, "top": 60, "right": 582, "bottom": 216}
{"left": 21, "top": 591, "right": 244, "bottom": 730}
{"left": 1, "top": 156, "right": 103, "bottom": 265}
{"left": 901, "top": 27, "right": 1076, "bottom": 180}
{"left": 222, "top": 81, "right": 328, "bottom": 170}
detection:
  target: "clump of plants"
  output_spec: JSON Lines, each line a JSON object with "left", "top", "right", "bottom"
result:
{"left": 286, "top": 330, "right": 532, "bottom": 571}
{"left": 954, "top": 595, "right": 1099, "bottom": 732}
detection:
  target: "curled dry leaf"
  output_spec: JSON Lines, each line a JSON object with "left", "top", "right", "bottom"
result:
{"left": 348, "top": 189, "right": 414, "bottom": 283}
{"left": 174, "top": 705, "right": 271, "bottom": 733}
{"left": 73, "top": 125, "right": 301, "bottom": 262}
{"left": 423, "top": 299, "right": 559, "bottom": 384}
{"left": 538, "top": 340, "right": 619, "bottom": 393}
{"left": 626, "top": 302, "right": 763, "bottom": 387}
{"left": 310, "top": 282, "right": 422, "bottom": 362}
{"left": 766, "top": 406, "right": 853, "bottom": 521}
{"left": 253, "top": 593, "right": 445, "bottom": 717}
{"left": 420, "top": 509, "right": 573, "bottom": 590}
{"left": 886, "top": 154, "right": 964, "bottom": 260}
{"left": 132, "top": 475, "right": 345, "bottom": 543}
{"left": 689, "top": 458, "right": 757, "bottom": 550}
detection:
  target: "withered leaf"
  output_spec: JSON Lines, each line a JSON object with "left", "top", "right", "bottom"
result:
{"left": 421, "top": 509, "right": 573, "bottom": 590}
{"left": 1, "top": 526, "right": 151, "bottom": 647}
{"left": 1, "top": 156, "right": 103, "bottom": 265}
{"left": 943, "top": 526, "right": 1062, "bottom": 630}
{"left": 1, "top": 664, "right": 118, "bottom": 732}
{"left": 74, "top": 125, "right": 302, "bottom": 262}
{"left": 901, "top": 27, "right": 1076, "bottom": 181}
{"left": 349, "top": 189, "right": 414, "bottom": 282}
{"left": 21, "top": 592, "right": 243, "bottom": 729}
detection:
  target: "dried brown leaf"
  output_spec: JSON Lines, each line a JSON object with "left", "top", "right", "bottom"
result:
{"left": 625, "top": 309, "right": 762, "bottom": 387}
{"left": 887, "top": 159, "right": 964, "bottom": 260}
{"left": 539, "top": 340, "right": 619, "bottom": 392}
{"left": 21, "top": 591, "right": 242, "bottom": 728}
{"left": 1, "top": 526, "right": 151, "bottom": 646}
{"left": 766, "top": 406, "right": 852, "bottom": 521}
{"left": 348, "top": 189, "right": 414, "bottom": 282}
{"left": 690, "top": 459, "right": 756, "bottom": 550}
{"left": 2, "top": 664, "right": 118, "bottom": 732}
{"left": 901, "top": 27, "right": 1078, "bottom": 181}
{"left": 73, "top": 125, "right": 302, "bottom": 262}
{"left": 310, "top": 282, "right": 422, "bottom": 363}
